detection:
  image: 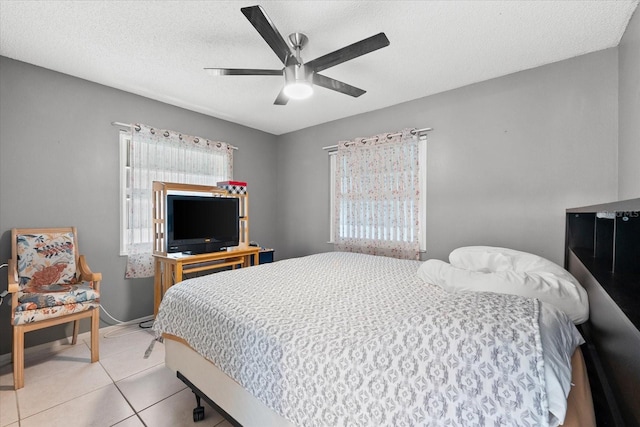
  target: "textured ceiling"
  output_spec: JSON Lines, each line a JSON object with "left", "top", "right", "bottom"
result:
{"left": 1, "top": 0, "right": 638, "bottom": 135}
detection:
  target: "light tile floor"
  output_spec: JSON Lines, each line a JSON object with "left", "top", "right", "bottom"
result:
{"left": 0, "top": 324, "right": 231, "bottom": 427}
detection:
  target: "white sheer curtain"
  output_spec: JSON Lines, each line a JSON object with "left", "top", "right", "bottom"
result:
{"left": 334, "top": 128, "right": 420, "bottom": 260}
{"left": 125, "top": 123, "right": 233, "bottom": 278}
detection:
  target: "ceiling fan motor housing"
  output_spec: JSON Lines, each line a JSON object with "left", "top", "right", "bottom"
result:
{"left": 284, "top": 62, "right": 314, "bottom": 99}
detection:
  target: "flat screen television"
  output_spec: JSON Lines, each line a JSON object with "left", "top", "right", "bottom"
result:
{"left": 166, "top": 195, "right": 240, "bottom": 254}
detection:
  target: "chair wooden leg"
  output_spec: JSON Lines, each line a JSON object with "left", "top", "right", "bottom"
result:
{"left": 13, "top": 325, "right": 25, "bottom": 390}
{"left": 72, "top": 320, "right": 80, "bottom": 345}
{"left": 90, "top": 307, "right": 99, "bottom": 363}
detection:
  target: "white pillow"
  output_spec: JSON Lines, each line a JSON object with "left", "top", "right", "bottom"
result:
{"left": 449, "top": 247, "right": 514, "bottom": 272}
{"left": 417, "top": 256, "right": 589, "bottom": 324}
{"left": 450, "top": 246, "right": 571, "bottom": 276}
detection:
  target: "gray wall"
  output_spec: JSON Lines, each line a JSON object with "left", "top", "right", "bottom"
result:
{"left": 619, "top": 7, "right": 640, "bottom": 199}
{"left": 0, "top": 36, "right": 633, "bottom": 355}
{"left": 0, "top": 57, "right": 278, "bottom": 355}
{"left": 276, "top": 49, "right": 619, "bottom": 264}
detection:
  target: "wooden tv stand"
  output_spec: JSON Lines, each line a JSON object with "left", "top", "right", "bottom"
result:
{"left": 153, "top": 245, "right": 260, "bottom": 316}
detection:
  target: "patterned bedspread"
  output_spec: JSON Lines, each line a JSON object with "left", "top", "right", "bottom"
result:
{"left": 154, "top": 252, "right": 549, "bottom": 426}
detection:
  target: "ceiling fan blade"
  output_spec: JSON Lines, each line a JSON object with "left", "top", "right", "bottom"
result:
{"left": 306, "top": 32, "right": 390, "bottom": 73}
{"left": 274, "top": 88, "right": 289, "bottom": 105}
{"left": 241, "top": 5, "right": 297, "bottom": 65}
{"left": 313, "top": 74, "right": 366, "bottom": 97}
{"left": 204, "top": 68, "right": 282, "bottom": 76}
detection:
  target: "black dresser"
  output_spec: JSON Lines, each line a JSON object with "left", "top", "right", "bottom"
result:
{"left": 565, "top": 199, "right": 640, "bottom": 426}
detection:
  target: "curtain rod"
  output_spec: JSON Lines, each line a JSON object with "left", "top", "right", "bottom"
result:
{"left": 111, "top": 121, "right": 238, "bottom": 150}
{"left": 321, "top": 127, "right": 432, "bottom": 151}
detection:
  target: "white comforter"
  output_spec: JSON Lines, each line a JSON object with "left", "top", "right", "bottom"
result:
{"left": 153, "top": 252, "right": 581, "bottom": 426}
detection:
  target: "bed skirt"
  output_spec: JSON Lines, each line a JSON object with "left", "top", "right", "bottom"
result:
{"left": 163, "top": 333, "right": 595, "bottom": 427}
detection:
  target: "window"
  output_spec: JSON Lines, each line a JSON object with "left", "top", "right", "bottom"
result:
{"left": 329, "top": 132, "right": 427, "bottom": 256}
{"left": 119, "top": 125, "right": 233, "bottom": 258}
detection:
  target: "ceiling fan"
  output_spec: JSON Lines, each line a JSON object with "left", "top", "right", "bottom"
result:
{"left": 205, "top": 5, "right": 390, "bottom": 105}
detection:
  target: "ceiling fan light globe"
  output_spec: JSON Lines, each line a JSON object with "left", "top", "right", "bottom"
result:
{"left": 283, "top": 82, "right": 313, "bottom": 100}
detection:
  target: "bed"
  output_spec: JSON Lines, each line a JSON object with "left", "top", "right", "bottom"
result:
{"left": 153, "top": 251, "right": 595, "bottom": 427}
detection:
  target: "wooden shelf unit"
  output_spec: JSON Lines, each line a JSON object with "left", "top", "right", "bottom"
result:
{"left": 152, "top": 181, "right": 249, "bottom": 255}
{"left": 151, "top": 181, "right": 254, "bottom": 315}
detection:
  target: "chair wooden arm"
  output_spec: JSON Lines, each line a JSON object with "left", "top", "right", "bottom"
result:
{"left": 7, "top": 259, "right": 19, "bottom": 294}
{"left": 77, "top": 255, "right": 102, "bottom": 291}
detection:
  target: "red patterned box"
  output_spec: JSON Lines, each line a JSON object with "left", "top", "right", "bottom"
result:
{"left": 217, "top": 181, "right": 247, "bottom": 194}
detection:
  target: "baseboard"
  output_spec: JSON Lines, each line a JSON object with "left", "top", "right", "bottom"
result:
{"left": 0, "top": 314, "right": 154, "bottom": 368}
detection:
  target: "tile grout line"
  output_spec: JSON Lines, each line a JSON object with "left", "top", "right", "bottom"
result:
{"left": 17, "top": 382, "right": 115, "bottom": 425}
{"left": 111, "top": 381, "right": 148, "bottom": 427}
{"left": 103, "top": 333, "right": 187, "bottom": 426}
{"left": 13, "top": 338, "right": 95, "bottom": 425}
{"left": 6, "top": 326, "right": 154, "bottom": 426}
{"left": 98, "top": 354, "right": 164, "bottom": 384}
{"left": 128, "top": 386, "right": 190, "bottom": 421}
{"left": 2, "top": 324, "right": 229, "bottom": 427}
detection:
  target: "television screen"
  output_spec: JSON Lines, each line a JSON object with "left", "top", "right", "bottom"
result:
{"left": 167, "top": 195, "right": 239, "bottom": 253}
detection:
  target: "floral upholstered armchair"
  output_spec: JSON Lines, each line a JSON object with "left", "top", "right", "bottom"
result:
{"left": 7, "top": 227, "right": 101, "bottom": 389}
